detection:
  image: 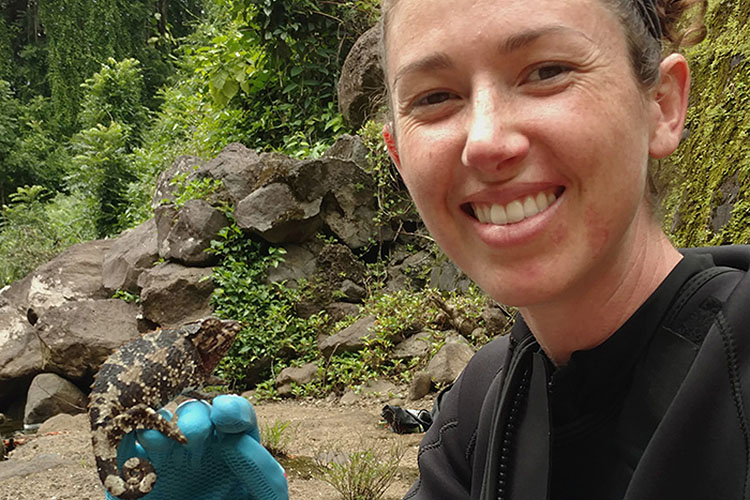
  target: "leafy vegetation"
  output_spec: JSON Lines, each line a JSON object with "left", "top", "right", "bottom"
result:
{"left": 313, "top": 442, "right": 405, "bottom": 500}
{"left": 0, "top": 0, "right": 746, "bottom": 405}
{"left": 0, "top": 185, "right": 95, "bottom": 285}
{"left": 209, "top": 222, "right": 324, "bottom": 388}
{"left": 260, "top": 418, "right": 295, "bottom": 458}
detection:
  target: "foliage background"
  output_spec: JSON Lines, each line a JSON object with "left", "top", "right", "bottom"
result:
{"left": 0, "top": 0, "right": 747, "bottom": 392}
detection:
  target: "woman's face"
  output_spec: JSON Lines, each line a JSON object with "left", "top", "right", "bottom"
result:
{"left": 385, "top": 0, "right": 667, "bottom": 307}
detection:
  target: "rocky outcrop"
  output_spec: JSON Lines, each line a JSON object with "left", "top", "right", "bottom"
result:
{"left": 137, "top": 263, "right": 214, "bottom": 327}
{"left": 337, "top": 24, "right": 385, "bottom": 128}
{"left": 319, "top": 315, "right": 377, "bottom": 358}
{"left": 156, "top": 199, "right": 228, "bottom": 265}
{"left": 0, "top": 136, "right": 497, "bottom": 421}
{"left": 101, "top": 218, "right": 159, "bottom": 293}
{"left": 35, "top": 299, "right": 140, "bottom": 381}
{"left": 23, "top": 373, "right": 87, "bottom": 428}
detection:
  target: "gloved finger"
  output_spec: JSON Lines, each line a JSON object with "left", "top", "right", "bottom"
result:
{"left": 211, "top": 394, "right": 259, "bottom": 440}
{"left": 173, "top": 399, "right": 213, "bottom": 450}
{"left": 219, "top": 432, "right": 289, "bottom": 500}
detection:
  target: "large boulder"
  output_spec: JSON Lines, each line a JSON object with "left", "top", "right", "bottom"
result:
{"left": 0, "top": 304, "right": 43, "bottom": 409}
{"left": 235, "top": 183, "right": 323, "bottom": 243}
{"left": 194, "top": 143, "right": 265, "bottom": 205}
{"left": 156, "top": 200, "right": 229, "bottom": 266}
{"left": 35, "top": 299, "right": 140, "bottom": 381}
{"left": 337, "top": 24, "right": 385, "bottom": 129}
{"left": 233, "top": 151, "right": 390, "bottom": 249}
{"left": 101, "top": 218, "right": 159, "bottom": 294}
{"left": 25, "top": 239, "right": 113, "bottom": 317}
{"left": 137, "top": 262, "right": 215, "bottom": 327}
{"left": 23, "top": 373, "right": 87, "bottom": 428}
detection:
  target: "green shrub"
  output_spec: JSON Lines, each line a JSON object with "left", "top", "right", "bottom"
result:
{"left": 313, "top": 442, "right": 405, "bottom": 500}
{"left": 0, "top": 186, "right": 96, "bottom": 286}
{"left": 260, "top": 418, "right": 295, "bottom": 458}
{"left": 359, "top": 120, "right": 417, "bottom": 230}
{"left": 69, "top": 122, "right": 135, "bottom": 237}
{"left": 209, "top": 222, "right": 324, "bottom": 389}
{"left": 79, "top": 58, "right": 150, "bottom": 150}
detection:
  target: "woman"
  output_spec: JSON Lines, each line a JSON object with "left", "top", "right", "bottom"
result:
{"left": 381, "top": 0, "right": 750, "bottom": 499}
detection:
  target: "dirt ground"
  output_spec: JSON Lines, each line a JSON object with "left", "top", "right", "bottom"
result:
{"left": 0, "top": 395, "right": 431, "bottom": 500}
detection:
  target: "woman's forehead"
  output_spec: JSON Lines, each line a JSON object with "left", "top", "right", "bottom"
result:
{"left": 386, "top": 0, "right": 613, "bottom": 46}
{"left": 384, "top": 0, "right": 619, "bottom": 69}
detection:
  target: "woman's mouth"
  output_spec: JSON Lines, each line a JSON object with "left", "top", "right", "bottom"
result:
{"left": 469, "top": 189, "right": 561, "bottom": 225}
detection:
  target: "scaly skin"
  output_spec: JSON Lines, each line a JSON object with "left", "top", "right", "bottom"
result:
{"left": 88, "top": 318, "right": 240, "bottom": 499}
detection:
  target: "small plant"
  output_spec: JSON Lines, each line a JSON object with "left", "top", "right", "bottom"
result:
{"left": 313, "top": 442, "right": 405, "bottom": 500}
{"left": 112, "top": 289, "right": 140, "bottom": 304}
{"left": 260, "top": 419, "right": 294, "bottom": 458}
{"left": 169, "top": 171, "right": 224, "bottom": 208}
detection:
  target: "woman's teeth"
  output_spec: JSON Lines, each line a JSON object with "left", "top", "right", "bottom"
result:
{"left": 473, "top": 191, "right": 557, "bottom": 225}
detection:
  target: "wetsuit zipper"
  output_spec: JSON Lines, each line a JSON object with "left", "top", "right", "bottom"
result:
{"left": 497, "top": 335, "right": 537, "bottom": 500}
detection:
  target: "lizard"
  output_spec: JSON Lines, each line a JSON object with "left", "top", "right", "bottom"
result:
{"left": 88, "top": 317, "right": 241, "bottom": 499}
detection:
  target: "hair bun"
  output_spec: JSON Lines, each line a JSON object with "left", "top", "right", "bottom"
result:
{"left": 656, "top": 0, "right": 708, "bottom": 48}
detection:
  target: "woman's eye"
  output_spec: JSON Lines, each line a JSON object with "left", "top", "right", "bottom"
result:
{"left": 527, "top": 64, "right": 571, "bottom": 82}
{"left": 416, "top": 91, "right": 454, "bottom": 106}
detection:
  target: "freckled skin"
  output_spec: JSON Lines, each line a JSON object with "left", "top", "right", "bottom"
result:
{"left": 88, "top": 318, "right": 240, "bottom": 500}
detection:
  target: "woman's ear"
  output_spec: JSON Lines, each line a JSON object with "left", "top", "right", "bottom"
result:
{"left": 649, "top": 53, "right": 691, "bottom": 159}
{"left": 383, "top": 123, "right": 402, "bottom": 170}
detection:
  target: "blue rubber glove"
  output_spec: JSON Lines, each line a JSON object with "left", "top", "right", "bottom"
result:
{"left": 105, "top": 395, "right": 288, "bottom": 500}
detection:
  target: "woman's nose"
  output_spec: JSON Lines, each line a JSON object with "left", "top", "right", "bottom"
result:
{"left": 461, "top": 88, "right": 530, "bottom": 174}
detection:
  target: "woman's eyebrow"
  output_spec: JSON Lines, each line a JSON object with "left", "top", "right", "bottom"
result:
{"left": 392, "top": 52, "right": 453, "bottom": 89}
{"left": 392, "top": 24, "right": 594, "bottom": 89}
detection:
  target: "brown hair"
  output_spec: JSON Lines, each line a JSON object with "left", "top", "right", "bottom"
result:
{"left": 379, "top": 0, "right": 708, "bottom": 89}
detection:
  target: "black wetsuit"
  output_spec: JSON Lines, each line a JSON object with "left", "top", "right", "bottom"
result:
{"left": 404, "top": 246, "right": 750, "bottom": 500}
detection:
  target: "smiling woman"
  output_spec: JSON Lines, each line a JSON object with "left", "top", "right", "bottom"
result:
{"left": 378, "top": 0, "right": 750, "bottom": 500}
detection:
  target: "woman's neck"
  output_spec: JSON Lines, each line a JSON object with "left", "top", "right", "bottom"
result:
{"left": 519, "top": 227, "right": 683, "bottom": 367}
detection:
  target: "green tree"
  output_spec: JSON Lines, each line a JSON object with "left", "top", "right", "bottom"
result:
{"left": 0, "top": 79, "right": 21, "bottom": 204}
{"left": 79, "top": 58, "right": 150, "bottom": 149}
{"left": 2, "top": 94, "right": 68, "bottom": 203}
{"left": 191, "top": 0, "right": 377, "bottom": 151}
{"left": 69, "top": 122, "right": 134, "bottom": 237}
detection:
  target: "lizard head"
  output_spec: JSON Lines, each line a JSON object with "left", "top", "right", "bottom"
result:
{"left": 187, "top": 317, "right": 241, "bottom": 374}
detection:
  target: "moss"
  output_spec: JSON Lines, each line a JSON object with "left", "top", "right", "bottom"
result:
{"left": 663, "top": 0, "right": 750, "bottom": 247}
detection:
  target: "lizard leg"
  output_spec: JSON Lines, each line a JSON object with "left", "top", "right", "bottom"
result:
{"left": 112, "top": 404, "right": 187, "bottom": 444}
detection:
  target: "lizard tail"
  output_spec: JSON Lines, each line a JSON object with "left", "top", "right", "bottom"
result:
{"left": 97, "top": 456, "right": 157, "bottom": 500}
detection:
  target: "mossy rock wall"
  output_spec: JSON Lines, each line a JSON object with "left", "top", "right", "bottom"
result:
{"left": 663, "top": 0, "right": 749, "bottom": 247}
